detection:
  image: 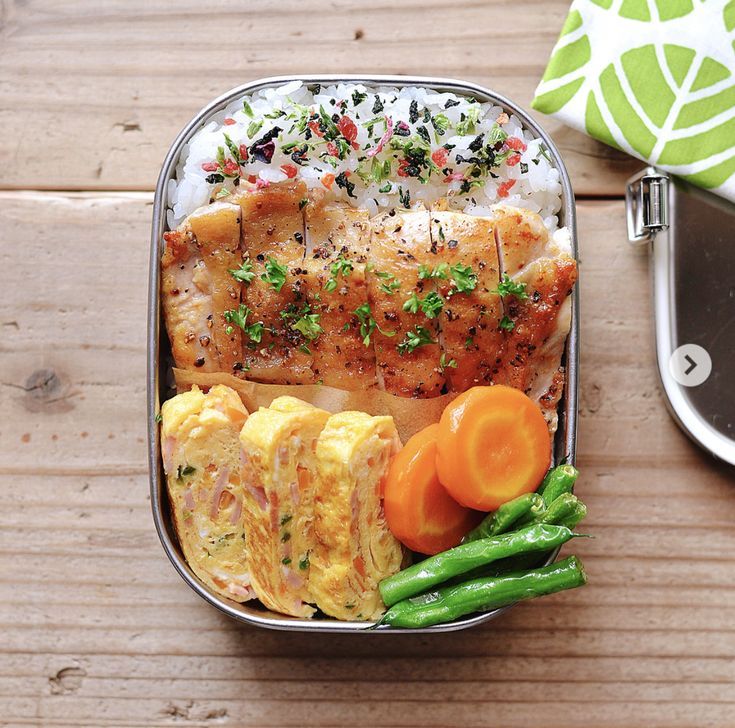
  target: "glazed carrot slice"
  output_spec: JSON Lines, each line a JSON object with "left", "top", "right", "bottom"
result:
{"left": 384, "top": 423, "right": 481, "bottom": 555}
{"left": 436, "top": 386, "right": 551, "bottom": 511}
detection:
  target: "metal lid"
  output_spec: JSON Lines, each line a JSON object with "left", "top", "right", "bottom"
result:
{"left": 626, "top": 168, "right": 735, "bottom": 466}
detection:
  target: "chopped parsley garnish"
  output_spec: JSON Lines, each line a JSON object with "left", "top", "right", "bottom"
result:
{"left": 431, "top": 113, "right": 450, "bottom": 136}
{"left": 538, "top": 143, "right": 552, "bottom": 163}
{"left": 402, "top": 292, "right": 420, "bottom": 314}
{"left": 439, "top": 353, "right": 458, "bottom": 372}
{"left": 375, "top": 271, "right": 401, "bottom": 295}
{"left": 261, "top": 257, "right": 288, "bottom": 292}
{"left": 397, "top": 325, "right": 436, "bottom": 355}
{"left": 418, "top": 262, "right": 449, "bottom": 280}
{"left": 176, "top": 464, "right": 196, "bottom": 481}
{"left": 358, "top": 157, "right": 391, "bottom": 185}
{"left": 352, "top": 89, "right": 368, "bottom": 106}
{"left": 419, "top": 291, "right": 444, "bottom": 318}
{"left": 402, "top": 291, "right": 444, "bottom": 319}
{"left": 154, "top": 413, "right": 162, "bottom": 424}
{"left": 318, "top": 104, "right": 340, "bottom": 140}
{"left": 499, "top": 315, "right": 515, "bottom": 332}
{"left": 324, "top": 256, "right": 353, "bottom": 292}
{"left": 229, "top": 259, "right": 256, "bottom": 284}
{"left": 487, "top": 125, "right": 508, "bottom": 146}
{"left": 281, "top": 557, "right": 292, "bottom": 565}
{"left": 353, "top": 303, "right": 394, "bottom": 346}
{"left": 281, "top": 303, "right": 323, "bottom": 342}
{"left": 378, "top": 182, "right": 392, "bottom": 193}
{"left": 281, "top": 532, "right": 291, "bottom": 543}
{"left": 298, "top": 553, "right": 310, "bottom": 570}
{"left": 224, "top": 304, "right": 265, "bottom": 343}
{"left": 247, "top": 119, "right": 263, "bottom": 138}
{"left": 299, "top": 197, "right": 309, "bottom": 210}
{"left": 465, "top": 335, "right": 475, "bottom": 350}
{"left": 496, "top": 273, "right": 529, "bottom": 299}
{"left": 215, "top": 146, "right": 239, "bottom": 178}
{"left": 520, "top": 162, "right": 529, "bottom": 174}
{"left": 456, "top": 106, "right": 481, "bottom": 136}
{"left": 450, "top": 263, "right": 478, "bottom": 294}
{"left": 280, "top": 514, "right": 293, "bottom": 526}
{"left": 223, "top": 133, "right": 242, "bottom": 164}
{"left": 291, "top": 312, "right": 323, "bottom": 342}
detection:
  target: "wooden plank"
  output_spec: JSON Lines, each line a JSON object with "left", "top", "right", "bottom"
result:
{"left": 1, "top": 191, "right": 734, "bottom": 727}
{"left": 0, "top": 0, "right": 640, "bottom": 196}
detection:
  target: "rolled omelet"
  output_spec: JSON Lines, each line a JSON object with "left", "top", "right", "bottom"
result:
{"left": 160, "top": 385, "right": 254, "bottom": 602}
{"left": 239, "top": 396, "right": 330, "bottom": 618}
{"left": 310, "top": 411, "right": 405, "bottom": 621}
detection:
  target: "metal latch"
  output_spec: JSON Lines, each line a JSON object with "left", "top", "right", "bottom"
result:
{"left": 626, "top": 167, "right": 670, "bottom": 245}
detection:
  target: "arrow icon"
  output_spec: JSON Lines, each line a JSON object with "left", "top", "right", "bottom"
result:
{"left": 669, "top": 344, "right": 711, "bottom": 387}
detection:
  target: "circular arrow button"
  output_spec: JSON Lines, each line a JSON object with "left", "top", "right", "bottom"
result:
{"left": 669, "top": 344, "right": 712, "bottom": 387}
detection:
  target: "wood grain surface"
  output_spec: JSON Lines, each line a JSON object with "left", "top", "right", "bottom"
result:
{"left": 1, "top": 2, "right": 734, "bottom": 727}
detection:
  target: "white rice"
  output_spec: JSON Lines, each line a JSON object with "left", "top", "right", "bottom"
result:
{"left": 167, "top": 81, "right": 564, "bottom": 231}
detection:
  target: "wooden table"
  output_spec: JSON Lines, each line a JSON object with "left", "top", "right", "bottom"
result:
{"left": 1, "top": 3, "right": 733, "bottom": 726}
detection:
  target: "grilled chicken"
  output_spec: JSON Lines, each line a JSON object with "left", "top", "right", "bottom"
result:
{"left": 493, "top": 208, "right": 577, "bottom": 429}
{"left": 492, "top": 204, "right": 551, "bottom": 276}
{"left": 303, "top": 201, "right": 376, "bottom": 389}
{"left": 161, "top": 201, "right": 243, "bottom": 373}
{"left": 162, "top": 192, "right": 576, "bottom": 425}
{"left": 367, "top": 209, "right": 445, "bottom": 398}
{"left": 429, "top": 209, "right": 504, "bottom": 391}
{"left": 235, "top": 180, "right": 314, "bottom": 384}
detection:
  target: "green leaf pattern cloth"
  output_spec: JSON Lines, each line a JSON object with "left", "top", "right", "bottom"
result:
{"left": 532, "top": 0, "right": 735, "bottom": 202}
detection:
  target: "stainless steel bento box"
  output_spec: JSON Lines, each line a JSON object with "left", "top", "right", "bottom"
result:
{"left": 147, "top": 75, "right": 580, "bottom": 633}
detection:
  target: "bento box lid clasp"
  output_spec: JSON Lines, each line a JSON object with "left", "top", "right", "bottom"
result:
{"left": 626, "top": 167, "right": 670, "bottom": 245}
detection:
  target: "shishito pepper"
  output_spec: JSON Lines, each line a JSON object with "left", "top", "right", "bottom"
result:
{"left": 378, "top": 523, "right": 575, "bottom": 608}
{"left": 380, "top": 555, "right": 587, "bottom": 629}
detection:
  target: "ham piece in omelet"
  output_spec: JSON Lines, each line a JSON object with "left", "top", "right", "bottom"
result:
{"left": 160, "top": 385, "right": 255, "bottom": 602}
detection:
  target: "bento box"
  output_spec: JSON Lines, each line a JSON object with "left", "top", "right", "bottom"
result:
{"left": 147, "top": 75, "right": 580, "bottom": 633}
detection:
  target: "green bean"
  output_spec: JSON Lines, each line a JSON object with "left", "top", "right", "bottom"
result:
{"left": 462, "top": 493, "right": 545, "bottom": 543}
{"left": 379, "top": 524, "right": 575, "bottom": 607}
{"left": 538, "top": 493, "right": 587, "bottom": 530}
{"left": 538, "top": 464, "right": 579, "bottom": 506}
{"left": 478, "top": 494, "right": 588, "bottom": 576}
{"left": 380, "top": 555, "right": 587, "bottom": 628}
